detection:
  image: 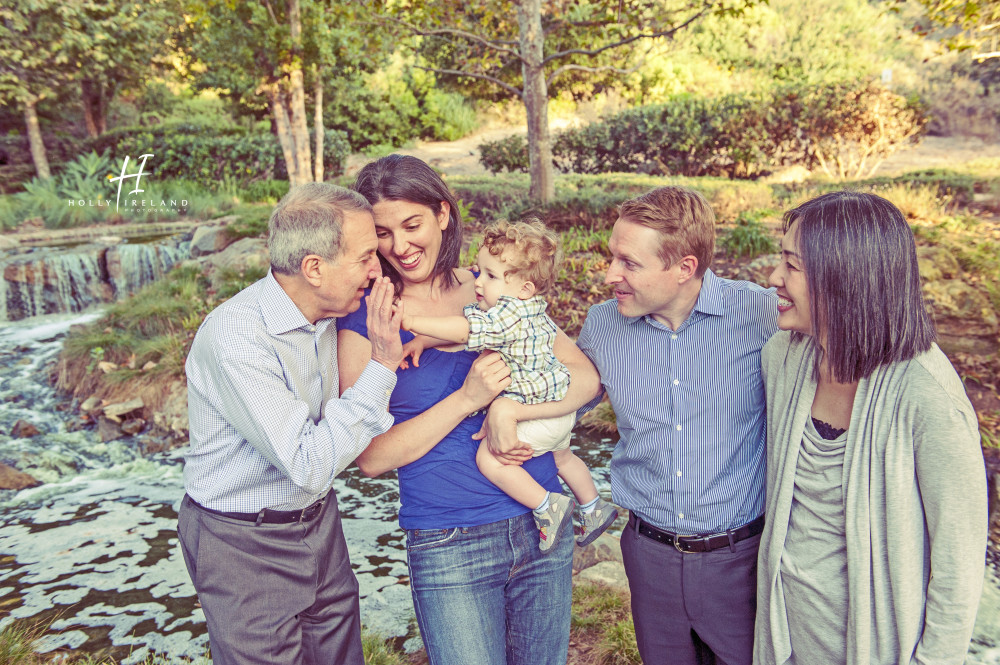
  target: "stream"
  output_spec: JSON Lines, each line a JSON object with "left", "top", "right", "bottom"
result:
{"left": 0, "top": 312, "right": 997, "bottom": 664}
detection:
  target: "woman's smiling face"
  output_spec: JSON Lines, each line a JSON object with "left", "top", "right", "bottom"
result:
{"left": 769, "top": 221, "right": 813, "bottom": 336}
{"left": 371, "top": 199, "right": 450, "bottom": 287}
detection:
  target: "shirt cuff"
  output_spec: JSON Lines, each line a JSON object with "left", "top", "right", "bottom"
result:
{"left": 350, "top": 359, "right": 398, "bottom": 408}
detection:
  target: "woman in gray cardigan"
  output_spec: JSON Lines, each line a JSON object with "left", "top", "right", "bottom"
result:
{"left": 753, "top": 191, "right": 987, "bottom": 665}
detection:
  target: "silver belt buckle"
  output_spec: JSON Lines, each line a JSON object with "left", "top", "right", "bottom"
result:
{"left": 673, "top": 533, "right": 697, "bottom": 554}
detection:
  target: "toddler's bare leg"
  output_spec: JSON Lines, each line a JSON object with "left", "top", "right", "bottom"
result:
{"left": 552, "top": 448, "right": 598, "bottom": 505}
{"left": 476, "top": 440, "right": 548, "bottom": 509}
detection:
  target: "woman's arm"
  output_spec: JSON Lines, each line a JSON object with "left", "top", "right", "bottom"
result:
{"left": 339, "top": 328, "right": 511, "bottom": 477}
{"left": 478, "top": 328, "right": 602, "bottom": 461}
{"left": 910, "top": 387, "right": 987, "bottom": 663}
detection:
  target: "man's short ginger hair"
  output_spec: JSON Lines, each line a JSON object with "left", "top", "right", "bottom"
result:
{"left": 617, "top": 186, "right": 715, "bottom": 277}
{"left": 479, "top": 218, "right": 561, "bottom": 295}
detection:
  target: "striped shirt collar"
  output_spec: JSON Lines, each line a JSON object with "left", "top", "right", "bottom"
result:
{"left": 259, "top": 269, "right": 320, "bottom": 335}
{"left": 622, "top": 269, "right": 726, "bottom": 326}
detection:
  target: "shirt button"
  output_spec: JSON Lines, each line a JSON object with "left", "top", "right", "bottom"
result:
{"left": 676, "top": 470, "right": 682, "bottom": 477}
{"left": 678, "top": 512, "right": 684, "bottom": 519}
{"left": 676, "top": 424, "right": 682, "bottom": 431}
{"left": 671, "top": 334, "right": 678, "bottom": 340}
{"left": 673, "top": 379, "right": 679, "bottom": 386}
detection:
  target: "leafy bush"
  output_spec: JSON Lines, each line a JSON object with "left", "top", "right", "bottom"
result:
{"left": 479, "top": 134, "right": 530, "bottom": 174}
{"left": 719, "top": 212, "right": 779, "bottom": 259}
{"left": 88, "top": 121, "right": 350, "bottom": 185}
{"left": 511, "top": 82, "right": 927, "bottom": 181}
{"left": 422, "top": 89, "right": 478, "bottom": 141}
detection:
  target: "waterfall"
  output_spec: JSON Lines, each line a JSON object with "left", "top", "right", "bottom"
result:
{"left": 0, "top": 239, "right": 188, "bottom": 322}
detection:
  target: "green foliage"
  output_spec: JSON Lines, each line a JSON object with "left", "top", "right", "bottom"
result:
{"left": 479, "top": 135, "right": 530, "bottom": 174}
{"left": 88, "top": 122, "right": 351, "bottom": 183}
{"left": 571, "top": 582, "right": 640, "bottom": 665}
{"left": 360, "top": 629, "right": 407, "bottom": 665}
{"left": 532, "top": 82, "right": 926, "bottom": 181}
{"left": 719, "top": 211, "right": 778, "bottom": 259}
{"left": 241, "top": 180, "right": 291, "bottom": 204}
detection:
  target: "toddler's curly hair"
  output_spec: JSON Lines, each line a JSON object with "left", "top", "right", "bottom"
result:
{"left": 480, "top": 218, "right": 561, "bottom": 296}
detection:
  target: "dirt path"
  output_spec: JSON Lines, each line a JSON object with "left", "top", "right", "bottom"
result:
{"left": 345, "top": 127, "right": 998, "bottom": 179}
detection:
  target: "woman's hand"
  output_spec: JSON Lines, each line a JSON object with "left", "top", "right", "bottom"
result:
{"left": 458, "top": 351, "right": 512, "bottom": 414}
{"left": 475, "top": 397, "right": 534, "bottom": 465}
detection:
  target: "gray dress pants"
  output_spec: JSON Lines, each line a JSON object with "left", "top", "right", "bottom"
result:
{"left": 177, "top": 493, "right": 363, "bottom": 665}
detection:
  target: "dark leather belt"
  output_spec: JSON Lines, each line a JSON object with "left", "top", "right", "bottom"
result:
{"left": 632, "top": 513, "right": 765, "bottom": 553}
{"left": 188, "top": 495, "right": 326, "bottom": 525}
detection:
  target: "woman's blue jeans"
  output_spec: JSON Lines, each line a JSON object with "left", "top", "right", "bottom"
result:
{"left": 405, "top": 511, "right": 573, "bottom": 665}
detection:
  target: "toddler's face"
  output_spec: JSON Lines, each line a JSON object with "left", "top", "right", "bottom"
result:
{"left": 474, "top": 248, "right": 531, "bottom": 310}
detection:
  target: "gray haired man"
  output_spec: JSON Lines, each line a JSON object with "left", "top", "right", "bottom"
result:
{"left": 178, "top": 183, "right": 403, "bottom": 665}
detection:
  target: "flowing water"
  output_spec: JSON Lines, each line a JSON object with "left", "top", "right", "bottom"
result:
{"left": 0, "top": 313, "right": 996, "bottom": 664}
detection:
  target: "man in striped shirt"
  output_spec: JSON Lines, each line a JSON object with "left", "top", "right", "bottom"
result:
{"left": 178, "top": 183, "right": 404, "bottom": 665}
{"left": 577, "top": 186, "right": 777, "bottom": 665}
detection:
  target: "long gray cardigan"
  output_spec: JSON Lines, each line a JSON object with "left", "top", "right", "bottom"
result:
{"left": 754, "top": 332, "right": 987, "bottom": 665}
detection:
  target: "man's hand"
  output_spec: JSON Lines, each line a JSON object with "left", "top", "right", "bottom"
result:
{"left": 474, "top": 396, "right": 533, "bottom": 465}
{"left": 367, "top": 277, "right": 403, "bottom": 370}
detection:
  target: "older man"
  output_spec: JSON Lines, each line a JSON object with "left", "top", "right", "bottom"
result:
{"left": 578, "top": 186, "right": 777, "bottom": 665}
{"left": 178, "top": 183, "right": 403, "bottom": 665}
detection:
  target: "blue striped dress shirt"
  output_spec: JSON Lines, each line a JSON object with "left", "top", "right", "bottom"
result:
{"left": 577, "top": 270, "right": 777, "bottom": 534}
{"left": 184, "top": 271, "right": 396, "bottom": 512}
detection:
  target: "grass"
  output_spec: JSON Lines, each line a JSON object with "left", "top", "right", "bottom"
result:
{"left": 0, "top": 620, "right": 410, "bottom": 664}
{"left": 571, "top": 582, "right": 640, "bottom": 665}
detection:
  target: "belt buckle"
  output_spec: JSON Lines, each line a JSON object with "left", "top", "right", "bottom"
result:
{"left": 673, "top": 534, "right": 697, "bottom": 554}
{"left": 301, "top": 497, "right": 324, "bottom": 523}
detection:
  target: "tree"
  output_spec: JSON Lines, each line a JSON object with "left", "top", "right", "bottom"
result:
{"left": 0, "top": 1, "right": 89, "bottom": 179}
{"left": 390, "top": 0, "right": 762, "bottom": 203}
{"left": 73, "top": 1, "right": 184, "bottom": 138}
{"left": 186, "top": 0, "right": 386, "bottom": 187}
{"left": 898, "top": 0, "right": 1000, "bottom": 59}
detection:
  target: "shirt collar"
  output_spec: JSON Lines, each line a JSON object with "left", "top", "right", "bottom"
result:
{"left": 621, "top": 269, "right": 725, "bottom": 326}
{"left": 260, "top": 270, "right": 315, "bottom": 335}
{"left": 496, "top": 294, "right": 548, "bottom": 316}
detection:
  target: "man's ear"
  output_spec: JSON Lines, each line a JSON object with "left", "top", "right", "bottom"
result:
{"left": 519, "top": 280, "right": 538, "bottom": 299}
{"left": 301, "top": 254, "right": 325, "bottom": 287}
{"left": 676, "top": 255, "right": 698, "bottom": 284}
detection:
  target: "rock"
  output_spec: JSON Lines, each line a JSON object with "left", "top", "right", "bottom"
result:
{"left": 576, "top": 560, "right": 629, "bottom": 589}
{"left": 11, "top": 419, "right": 41, "bottom": 438}
{"left": 97, "top": 361, "right": 118, "bottom": 373}
{"left": 103, "top": 397, "right": 145, "bottom": 422}
{"left": 923, "top": 280, "right": 998, "bottom": 330}
{"left": 97, "top": 416, "right": 125, "bottom": 442}
{"left": 80, "top": 395, "right": 102, "bottom": 412}
{"left": 0, "top": 463, "right": 40, "bottom": 490}
{"left": 190, "top": 225, "right": 237, "bottom": 258}
{"left": 121, "top": 418, "right": 146, "bottom": 436}
{"left": 917, "top": 246, "right": 961, "bottom": 282}
{"left": 0, "top": 235, "right": 16, "bottom": 251}
{"left": 573, "top": 531, "right": 623, "bottom": 573}
{"left": 141, "top": 361, "right": 157, "bottom": 371}
{"left": 207, "top": 237, "right": 268, "bottom": 276}
{"left": 152, "top": 380, "right": 189, "bottom": 439}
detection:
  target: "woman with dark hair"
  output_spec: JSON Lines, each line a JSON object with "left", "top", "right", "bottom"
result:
{"left": 338, "top": 154, "right": 601, "bottom": 665}
{"left": 754, "top": 191, "right": 987, "bottom": 665}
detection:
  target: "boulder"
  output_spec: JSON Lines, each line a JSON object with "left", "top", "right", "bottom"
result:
{"left": 0, "top": 463, "right": 40, "bottom": 490}
{"left": 573, "top": 531, "right": 623, "bottom": 573}
{"left": 97, "top": 416, "right": 124, "bottom": 442}
{"left": 207, "top": 237, "right": 268, "bottom": 274}
{"left": 103, "top": 397, "right": 144, "bottom": 422}
{"left": 121, "top": 418, "right": 146, "bottom": 436}
{"left": 917, "top": 246, "right": 961, "bottom": 282}
{"left": 576, "top": 560, "right": 629, "bottom": 589}
{"left": 80, "top": 395, "right": 102, "bottom": 412}
{"left": 11, "top": 419, "right": 41, "bottom": 438}
{"left": 190, "top": 225, "right": 237, "bottom": 258}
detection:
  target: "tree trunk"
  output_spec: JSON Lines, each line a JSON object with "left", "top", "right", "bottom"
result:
{"left": 24, "top": 99, "right": 51, "bottom": 180}
{"left": 313, "top": 65, "right": 324, "bottom": 182}
{"left": 287, "top": 0, "right": 313, "bottom": 183}
{"left": 516, "top": 0, "right": 554, "bottom": 204}
{"left": 266, "top": 85, "right": 305, "bottom": 187}
{"left": 80, "top": 80, "right": 108, "bottom": 138}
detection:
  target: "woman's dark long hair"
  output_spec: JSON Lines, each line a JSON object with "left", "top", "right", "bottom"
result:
{"left": 352, "top": 154, "right": 463, "bottom": 295}
{"left": 785, "top": 191, "right": 936, "bottom": 383}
